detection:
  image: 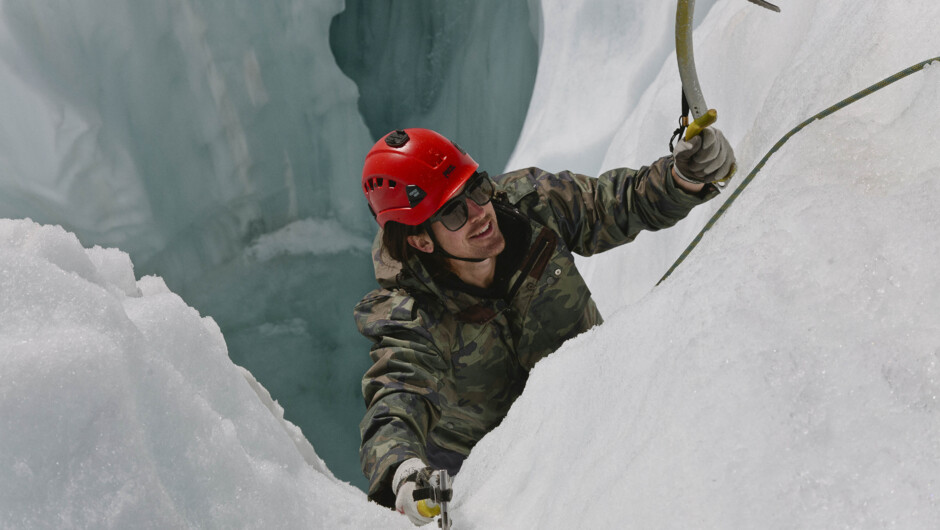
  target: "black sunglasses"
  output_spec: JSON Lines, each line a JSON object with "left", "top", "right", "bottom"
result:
{"left": 426, "top": 172, "right": 494, "bottom": 231}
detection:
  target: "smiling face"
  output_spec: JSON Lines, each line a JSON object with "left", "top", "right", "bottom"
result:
{"left": 404, "top": 176, "right": 507, "bottom": 288}
{"left": 408, "top": 185, "right": 506, "bottom": 260}
{"left": 428, "top": 196, "right": 506, "bottom": 261}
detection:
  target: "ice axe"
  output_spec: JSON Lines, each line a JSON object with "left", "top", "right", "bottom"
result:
{"left": 673, "top": 0, "right": 780, "bottom": 144}
{"left": 413, "top": 469, "right": 453, "bottom": 529}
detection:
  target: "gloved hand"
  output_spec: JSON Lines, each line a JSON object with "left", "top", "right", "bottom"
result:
{"left": 672, "top": 127, "right": 736, "bottom": 185}
{"left": 393, "top": 458, "right": 440, "bottom": 526}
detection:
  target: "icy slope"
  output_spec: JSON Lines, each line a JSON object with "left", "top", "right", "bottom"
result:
{"left": 454, "top": 1, "right": 940, "bottom": 528}
{"left": 0, "top": 219, "right": 409, "bottom": 528}
{"left": 511, "top": 0, "right": 940, "bottom": 312}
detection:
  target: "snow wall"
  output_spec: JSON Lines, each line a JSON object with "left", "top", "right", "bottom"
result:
{"left": 2, "top": 0, "right": 940, "bottom": 527}
{"left": 0, "top": 220, "right": 409, "bottom": 528}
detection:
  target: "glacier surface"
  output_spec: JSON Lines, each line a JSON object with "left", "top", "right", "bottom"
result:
{"left": 1, "top": 0, "right": 940, "bottom": 527}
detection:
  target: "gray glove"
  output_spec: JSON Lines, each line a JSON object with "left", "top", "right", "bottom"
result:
{"left": 672, "top": 127, "right": 736, "bottom": 185}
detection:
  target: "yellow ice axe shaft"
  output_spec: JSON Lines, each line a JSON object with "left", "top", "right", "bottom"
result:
{"left": 676, "top": 1, "right": 718, "bottom": 142}
{"left": 685, "top": 108, "right": 717, "bottom": 141}
{"left": 416, "top": 500, "right": 441, "bottom": 518}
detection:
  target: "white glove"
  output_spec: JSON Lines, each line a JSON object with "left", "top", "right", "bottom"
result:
{"left": 393, "top": 458, "right": 440, "bottom": 526}
{"left": 673, "top": 127, "right": 736, "bottom": 185}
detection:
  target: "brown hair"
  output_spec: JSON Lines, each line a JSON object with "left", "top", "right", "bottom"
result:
{"left": 382, "top": 221, "right": 448, "bottom": 273}
{"left": 382, "top": 221, "right": 424, "bottom": 263}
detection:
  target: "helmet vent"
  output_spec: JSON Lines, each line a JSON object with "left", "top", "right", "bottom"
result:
{"left": 365, "top": 177, "right": 398, "bottom": 193}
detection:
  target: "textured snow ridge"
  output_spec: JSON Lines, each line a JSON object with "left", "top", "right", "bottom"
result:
{"left": 0, "top": 219, "right": 408, "bottom": 528}
{"left": 456, "top": 1, "right": 940, "bottom": 528}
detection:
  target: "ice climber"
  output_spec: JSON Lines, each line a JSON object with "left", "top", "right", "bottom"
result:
{"left": 355, "top": 127, "right": 734, "bottom": 525}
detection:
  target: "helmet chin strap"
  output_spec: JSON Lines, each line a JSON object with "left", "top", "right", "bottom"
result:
{"left": 426, "top": 227, "right": 488, "bottom": 263}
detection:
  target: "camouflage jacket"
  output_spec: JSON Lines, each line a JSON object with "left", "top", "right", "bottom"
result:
{"left": 354, "top": 156, "right": 717, "bottom": 506}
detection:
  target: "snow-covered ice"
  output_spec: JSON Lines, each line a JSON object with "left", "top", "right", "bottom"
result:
{"left": 457, "top": 0, "right": 940, "bottom": 528}
{"left": 0, "top": 219, "right": 409, "bottom": 528}
{"left": 2, "top": 0, "right": 939, "bottom": 528}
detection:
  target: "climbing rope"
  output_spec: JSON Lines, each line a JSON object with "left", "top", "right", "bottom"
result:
{"left": 657, "top": 56, "right": 940, "bottom": 285}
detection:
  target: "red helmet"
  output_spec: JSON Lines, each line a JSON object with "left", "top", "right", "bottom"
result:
{"left": 362, "top": 128, "right": 479, "bottom": 227}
